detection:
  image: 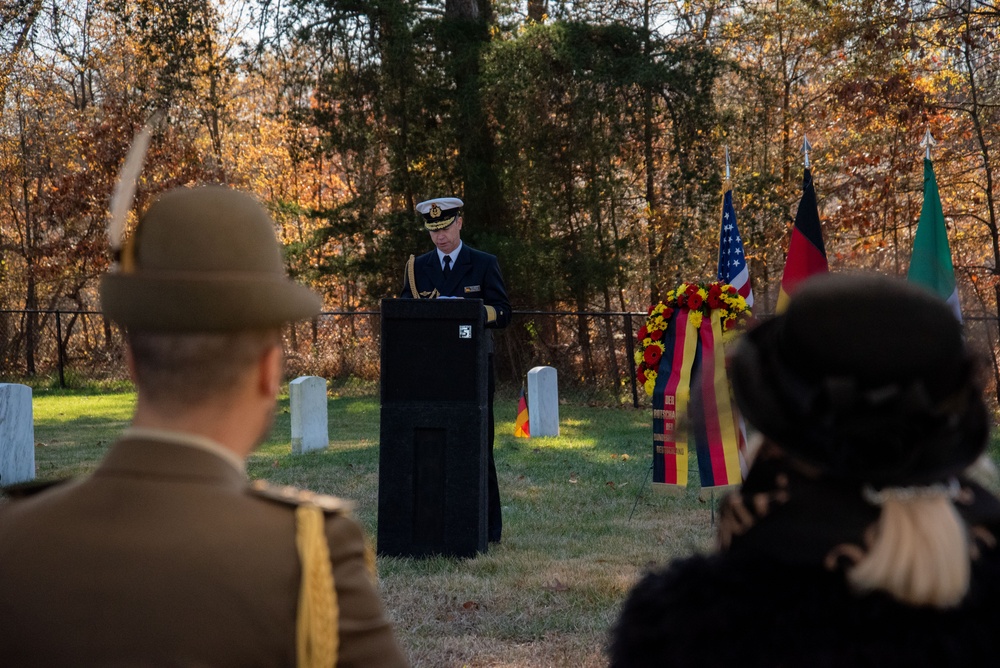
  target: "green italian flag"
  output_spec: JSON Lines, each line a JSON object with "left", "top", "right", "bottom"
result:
{"left": 908, "top": 158, "right": 962, "bottom": 321}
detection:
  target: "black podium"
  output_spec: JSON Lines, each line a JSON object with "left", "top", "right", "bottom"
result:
{"left": 377, "top": 298, "right": 489, "bottom": 558}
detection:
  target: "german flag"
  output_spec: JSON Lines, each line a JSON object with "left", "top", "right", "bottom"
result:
{"left": 514, "top": 386, "right": 530, "bottom": 438}
{"left": 777, "top": 167, "right": 828, "bottom": 312}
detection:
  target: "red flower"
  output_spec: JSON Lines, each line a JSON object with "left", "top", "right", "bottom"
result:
{"left": 637, "top": 325, "right": 649, "bottom": 340}
{"left": 662, "top": 306, "right": 674, "bottom": 319}
{"left": 643, "top": 346, "right": 663, "bottom": 366}
{"left": 687, "top": 293, "right": 704, "bottom": 310}
{"left": 647, "top": 304, "right": 655, "bottom": 315}
{"left": 727, "top": 286, "right": 737, "bottom": 295}
{"left": 685, "top": 284, "right": 699, "bottom": 295}
{"left": 649, "top": 329, "right": 664, "bottom": 341}
{"left": 637, "top": 368, "right": 647, "bottom": 383}
{"left": 707, "top": 293, "right": 724, "bottom": 309}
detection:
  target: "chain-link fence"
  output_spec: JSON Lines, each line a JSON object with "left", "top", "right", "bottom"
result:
{"left": 4, "top": 308, "right": 999, "bottom": 409}
{"left": 0, "top": 308, "right": 650, "bottom": 405}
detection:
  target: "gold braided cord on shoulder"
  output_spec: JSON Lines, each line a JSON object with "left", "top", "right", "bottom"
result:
{"left": 364, "top": 534, "right": 377, "bottom": 583}
{"left": 296, "top": 504, "right": 338, "bottom": 668}
{"left": 406, "top": 255, "right": 419, "bottom": 298}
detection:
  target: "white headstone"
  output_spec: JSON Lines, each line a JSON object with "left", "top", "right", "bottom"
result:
{"left": 289, "top": 376, "right": 329, "bottom": 454}
{"left": 527, "top": 366, "right": 559, "bottom": 437}
{"left": 0, "top": 384, "right": 34, "bottom": 486}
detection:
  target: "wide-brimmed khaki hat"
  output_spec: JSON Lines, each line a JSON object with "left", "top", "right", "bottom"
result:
{"left": 100, "top": 185, "right": 322, "bottom": 331}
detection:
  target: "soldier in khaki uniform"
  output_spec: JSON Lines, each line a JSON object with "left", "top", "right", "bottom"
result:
{"left": 0, "top": 186, "right": 408, "bottom": 668}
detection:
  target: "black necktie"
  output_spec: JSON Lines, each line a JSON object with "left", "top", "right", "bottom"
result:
{"left": 443, "top": 255, "right": 452, "bottom": 279}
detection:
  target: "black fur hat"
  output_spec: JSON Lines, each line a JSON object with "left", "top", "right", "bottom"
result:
{"left": 730, "top": 272, "right": 987, "bottom": 486}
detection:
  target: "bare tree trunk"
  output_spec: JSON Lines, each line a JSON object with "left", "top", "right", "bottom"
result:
{"left": 446, "top": 0, "right": 479, "bottom": 20}
{"left": 527, "top": 0, "right": 547, "bottom": 22}
{"left": 444, "top": 0, "right": 506, "bottom": 235}
{"left": 642, "top": 0, "right": 663, "bottom": 304}
{"left": 0, "top": 0, "right": 44, "bottom": 109}
{"left": 959, "top": 7, "right": 1000, "bottom": 404}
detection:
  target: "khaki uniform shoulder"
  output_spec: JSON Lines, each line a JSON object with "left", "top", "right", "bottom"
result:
{"left": 248, "top": 480, "right": 352, "bottom": 514}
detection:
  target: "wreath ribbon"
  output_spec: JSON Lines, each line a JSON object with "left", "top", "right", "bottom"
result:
{"left": 646, "top": 284, "right": 749, "bottom": 490}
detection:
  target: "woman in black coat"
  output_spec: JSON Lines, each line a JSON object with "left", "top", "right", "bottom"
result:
{"left": 609, "top": 273, "right": 1000, "bottom": 667}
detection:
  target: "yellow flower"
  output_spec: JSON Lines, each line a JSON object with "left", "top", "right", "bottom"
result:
{"left": 646, "top": 369, "right": 658, "bottom": 382}
{"left": 688, "top": 311, "right": 703, "bottom": 329}
{"left": 721, "top": 328, "right": 742, "bottom": 345}
{"left": 634, "top": 350, "right": 643, "bottom": 365}
{"left": 651, "top": 341, "right": 665, "bottom": 352}
{"left": 644, "top": 378, "right": 657, "bottom": 396}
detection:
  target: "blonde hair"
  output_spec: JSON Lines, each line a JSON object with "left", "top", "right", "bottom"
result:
{"left": 847, "top": 489, "right": 969, "bottom": 608}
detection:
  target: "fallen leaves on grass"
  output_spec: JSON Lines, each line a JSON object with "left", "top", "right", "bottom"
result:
{"left": 541, "top": 579, "right": 570, "bottom": 592}
{"left": 462, "top": 600, "right": 480, "bottom": 610}
{"left": 569, "top": 473, "right": 578, "bottom": 484}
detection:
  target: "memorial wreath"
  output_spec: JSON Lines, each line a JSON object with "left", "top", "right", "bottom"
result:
{"left": 634, "top": 281, "right": 750, "bottom": 396}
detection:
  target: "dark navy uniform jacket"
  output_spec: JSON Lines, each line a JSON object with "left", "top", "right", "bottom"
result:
{"left": 400, "top": 244, "right": 511, "bottom": 329}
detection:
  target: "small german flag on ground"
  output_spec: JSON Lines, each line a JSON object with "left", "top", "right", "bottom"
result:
{"left": 514, "top": 385, "right": 530, "bottom": 438}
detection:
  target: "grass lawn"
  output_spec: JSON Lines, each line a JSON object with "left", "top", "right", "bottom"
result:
{"left": 29, "top": 381, "right": 989, "bottom": 666}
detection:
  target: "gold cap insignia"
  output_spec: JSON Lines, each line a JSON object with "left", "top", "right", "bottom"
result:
{"left": 430, "top": 204, "right": 442, "bottom": 219}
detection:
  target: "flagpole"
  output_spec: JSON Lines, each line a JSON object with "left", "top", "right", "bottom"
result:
{"left": 725, "top": 145, "right": 731, "bottom": 181}
{"left": 802, "top": 135, "right": 812, "bottom": 169}
{"left": 629, "top": 465, "right": 652, "bottom": 522}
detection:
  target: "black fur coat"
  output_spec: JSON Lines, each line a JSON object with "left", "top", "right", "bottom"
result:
{"left": 609, "top": 548, "right": 1000, "bottom": 667}
{"left": 609, "top": 449, "right": 1000, "bottom": 667}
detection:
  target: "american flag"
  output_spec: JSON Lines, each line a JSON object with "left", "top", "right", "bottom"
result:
{"left": 717, "top": 186, "right": 754, "bottom": 307}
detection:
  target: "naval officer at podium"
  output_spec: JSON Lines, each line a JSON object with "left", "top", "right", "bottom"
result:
{"left": 400, "top": 196, "right": 511, "bottom": 543}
